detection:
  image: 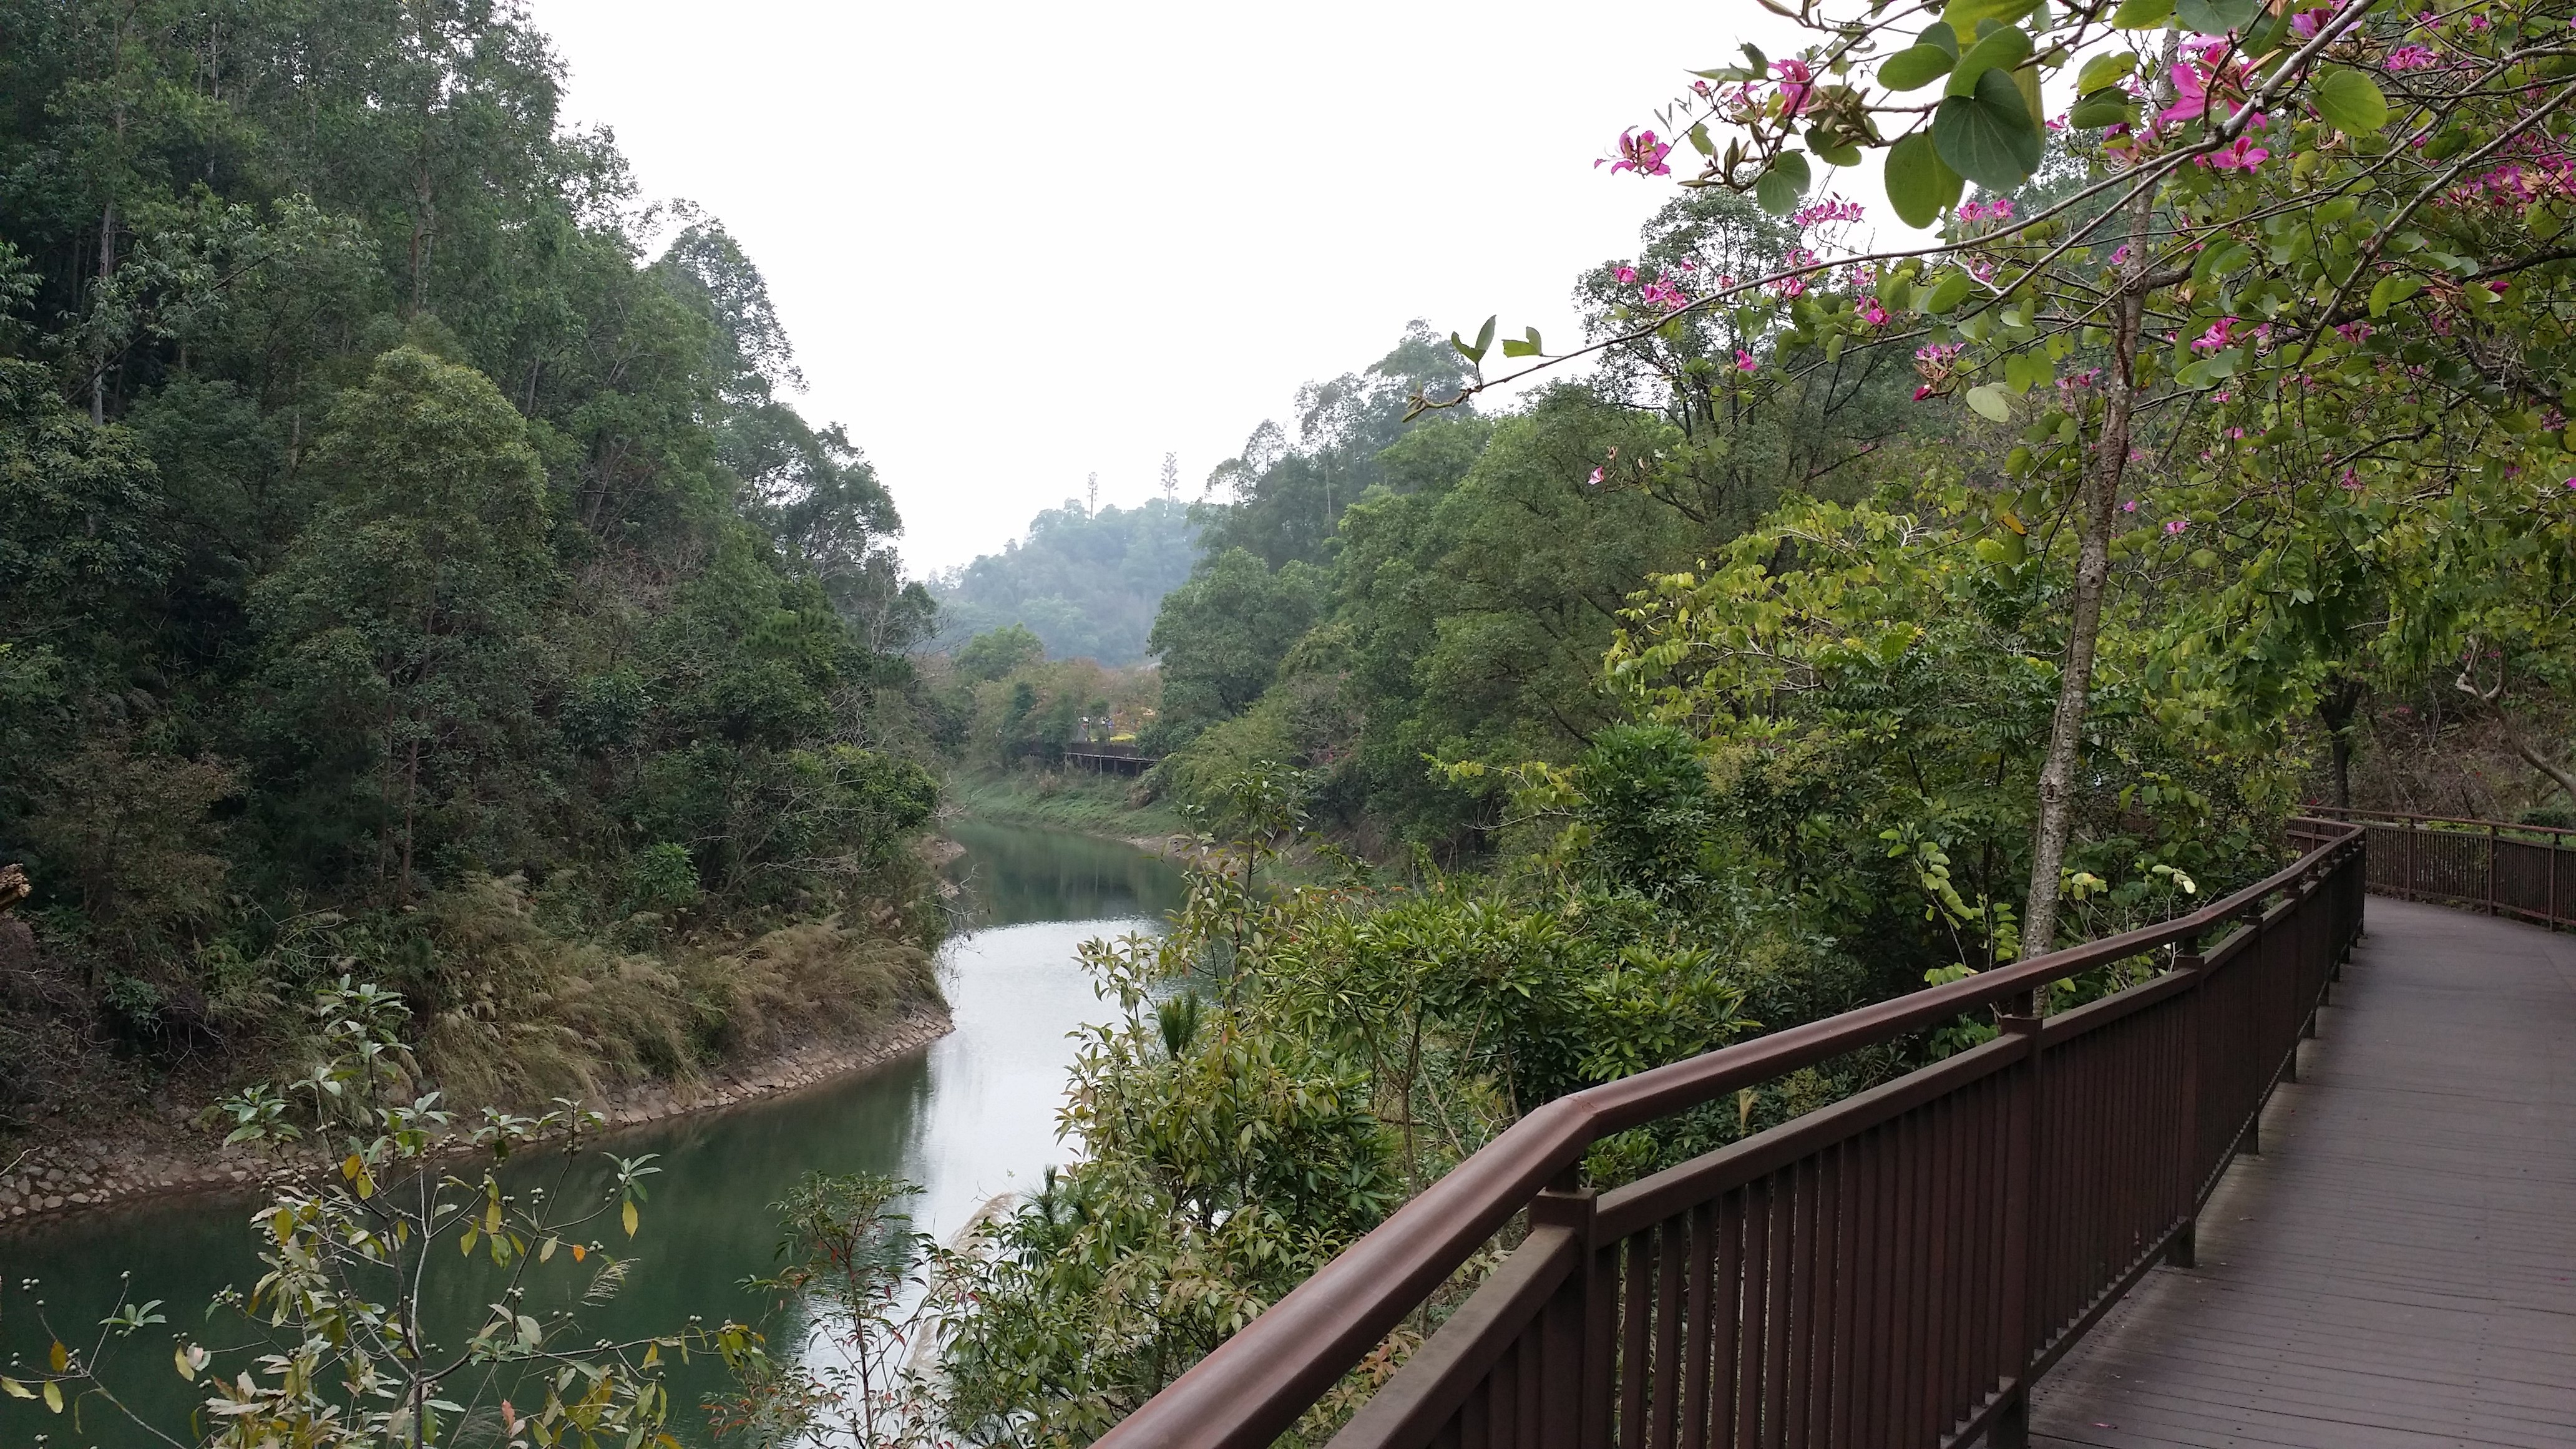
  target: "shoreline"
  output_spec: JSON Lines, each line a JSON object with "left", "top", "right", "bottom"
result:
{"left": 0, "top": 1005, "right": 956, "bottom": 1234}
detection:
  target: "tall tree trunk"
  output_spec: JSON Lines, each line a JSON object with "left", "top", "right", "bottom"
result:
{"left": 2318, "top": 675, "right": 2366, "bottom": 807}
{"left": 91, "top": 197, "right": 115, "bottom": 424}
{"left": 2019, "top": 189, "right": 2157, "bottom": 962}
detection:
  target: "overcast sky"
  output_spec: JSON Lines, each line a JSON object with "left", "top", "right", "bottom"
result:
{"left": 533, "top": 1, "right": 1849, "bottom": 575}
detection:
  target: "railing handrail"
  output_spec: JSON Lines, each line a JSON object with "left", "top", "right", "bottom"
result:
{"left": 1100, "top": 819, "right": 2364, "bottom": 1449}
{"left": 2304, "top": 803, "right": 2576, "bottom": 841}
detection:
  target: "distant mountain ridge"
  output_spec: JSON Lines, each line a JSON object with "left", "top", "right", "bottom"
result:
{"left": 929, "top": 498, "right": 1198, "bottom": 666}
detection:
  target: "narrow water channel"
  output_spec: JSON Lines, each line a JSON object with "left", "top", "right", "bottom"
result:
{"left": 0, "top": 821, "right": 1184, "bottom": 1443}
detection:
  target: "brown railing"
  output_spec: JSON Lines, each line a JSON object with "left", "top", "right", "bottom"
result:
{"left": 2305, "top": 805, "right": 2574, "bottom": 930}
{"left": 1098, "top": 821, "right": 2366, "bottom": 1449}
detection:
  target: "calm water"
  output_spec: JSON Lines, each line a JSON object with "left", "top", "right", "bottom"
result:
{"left": 0, "top": 821, "right": 1184, "bottom": 1443}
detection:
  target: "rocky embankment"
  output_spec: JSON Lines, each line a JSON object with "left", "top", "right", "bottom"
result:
{"left": 0, "top": 1007, "right": 954, "bottom": 1230}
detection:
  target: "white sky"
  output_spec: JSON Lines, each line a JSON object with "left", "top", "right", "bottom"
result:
{"left": 534, "top": 1, "right": 1855, "bottom": 575}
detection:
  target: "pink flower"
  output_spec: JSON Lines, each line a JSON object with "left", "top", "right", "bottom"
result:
{"left": 2165, "top": 518, "right": 2190, "bottom": 535}
{"left": 2192, "top": 316, "right": 2238, "bottom": 353}
{"left": 1773, "top": 59, "right": 1814, "bottom": 116}
{"left": 2384, "top": 44, "right": 2436, "bottom": 71}
{"left": 2565, "top": 477, "right": 2576, "bottom": 490}
{"left": 1735, "top": 349, "right": 1759, "bottom": 373}
{"left": 2160, "top": 56, "right": 2212, "bottom": 124}
{"left": 2109, "top": 243, "right": 2132, "bottom": 266}
{"left": 1599, "top": 128, "right": 1674, "bottom": 177}
{"left": 1792, "top": 195, "right": 1865, "bottom": 229}
{"left": 1614, "top": 265, "right": 1638, "bottom": 284}
{"left": 2290, "top": 6, "right": 2336, "bottom": 39}
{"left": 1860, "top": 299, "right": 1890, "bottom": 327}
{"left": 2122, "top": 499, "right": 2139, "bottom": 512}
{"left": 2202, "top": 135, "right": 2270, "bottom": 170}
{"left": 2339, "top": 469, "right": 2363, "bottom": 489}
{"left": 1588, "top": 466, "right": 1606, "bottom": 486}
{"left": 1913, "top": 384, "right": 1936, "bottom": 400}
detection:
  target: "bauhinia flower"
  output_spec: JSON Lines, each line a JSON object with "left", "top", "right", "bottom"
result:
{"left": 1735, "top": 349, "right": 1760, "bottom": 373}
{"left": 2192, "top": 316, "right": 2238, "bottom": 353}
{"left": 1599, "top": 128, "right": 1674, "bottom": 177}
{"left": 1773, "top": 59, "right": 1814, "bottom": 116}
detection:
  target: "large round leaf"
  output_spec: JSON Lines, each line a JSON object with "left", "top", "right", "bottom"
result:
{"left": 1945, "top": 24, "right": 2032, "bottom": 98}
{"left": 1880, "top": 44, "right": 1956, "bottom": 92}
{"left": 2313, "top": 67, "right": 2389, "bottom": 134}
{"left": 1754, "top": 151, "right": 1813, "bottom": 216}
{"left": 1933, "top": 68, "right": 2044, "bottom": 192}
{"left": 2175, "top": 0, "right": 2264, "bottom": 32}
{"left": 1885, "top": 132, "right": 1966, "bottom": 227}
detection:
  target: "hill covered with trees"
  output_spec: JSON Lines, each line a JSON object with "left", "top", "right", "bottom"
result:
{"left": 928, "top": 496, "right": 1196, "bottom": 666}
{"left": 0, "top": 0, "right": 945, "bottom": 1123}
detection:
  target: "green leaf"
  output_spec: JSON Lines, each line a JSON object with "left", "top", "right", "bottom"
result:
{"left": 1885, "top": 132, "right": 1966, "bottom": 227}
{"left": 1816, "top": 140, "right": 1864, "bottom": 167}
{"left": 1450, "top": 315, "right": 1497, "bottom": 364}
{"left": 2193, "top": 241, "right": 2253, "bottom": 282}
{"left": 1880, "top": 44, "right": 1958, "bottom": 91}
{"left": 1946, "top": 24, "right": 2034, "bottom": 97}
{"left": 1924, "top": 268, "right": 1976, "bottom": 313}
{"left": 2110, "top": 0, "right": 2175, "bottom": 27}
{"left": 2175, "top": 0, "right": 2264, "bottom": 32}
{"left": 2076, "top": 52, "right": 2138, "bottom": 94}
{"left": 2004, "top": 352, "right": 2052, "bottom": 394}
{"left": 2069, "top": 90, "right": 2140, "bottom": 129}
{"left": 1500, "top": 326, "right": 1544, "bottom": 358}
{"left": 2368, "top": 275, "right": 2424, "bottom": 316}
{"left": 1942, "top": 0, "right": 2040, "bottom": 27}
{"left": 1933, "top": 69, "right": 2044, "bottom": 192}
{"left": 2313, "top": 67, "right": 2389, "bottom": 134}
{"left": 1966, "top": 383, "right": 2014, "bottom": 421}
{"left": 622, "top": 1199, "right": 640, "bottom": 1237}
{"left": 1, "top": 1377, "right": 33, "bottom": 1399}
{"left": 1754, "top": 152, "right": 1813, "bottom": 215}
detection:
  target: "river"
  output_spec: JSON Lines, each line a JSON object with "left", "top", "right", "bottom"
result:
{"left": 0, "top": 821, "right": 1185, "bottom": 1443}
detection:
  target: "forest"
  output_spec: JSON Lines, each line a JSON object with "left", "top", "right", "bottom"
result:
{"left": 6, "top": 1, "right": 2576, "bottom": 1447}
{"left": 0, "top": 0, "right": 947, "bottom": 1126}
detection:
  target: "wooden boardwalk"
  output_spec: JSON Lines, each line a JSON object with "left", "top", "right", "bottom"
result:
{"left": 2027, "top": 897, "right": 2576, "bottom": 1448}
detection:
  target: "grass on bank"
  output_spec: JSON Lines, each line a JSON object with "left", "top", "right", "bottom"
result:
{"left": 944, "top": 767, "right": 1190, "bottom": 842}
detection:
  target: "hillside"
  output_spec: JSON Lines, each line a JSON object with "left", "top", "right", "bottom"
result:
{"left": 929, "top": 497, "right": 1196, "bottom": 666}
{"left": 0, "top": 1, "right": 944, "bottom": 1126}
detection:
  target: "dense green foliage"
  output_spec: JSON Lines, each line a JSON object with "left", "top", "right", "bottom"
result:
{"left": 1149, "top": 193, "right": 1930, "bottom": 856}
{"left": 930, "top": 499, "right": 1197, "bottom": 668}
{"left": 0, "top": 0, "right": 944, "bottom": 1120}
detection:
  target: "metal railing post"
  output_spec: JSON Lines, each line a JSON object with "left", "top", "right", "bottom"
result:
{"left": 2489, "top": 822, "right": 2500, "bottom": 916}
{"left": 1526, "top": 1181, "right": 1603, "bottom": 1449}
{"left": 1990, "top": 993, "right": 2044, "bottom": 1449}
{"left": 2169, "top": 944, "right": 2205, "bottom": 1269}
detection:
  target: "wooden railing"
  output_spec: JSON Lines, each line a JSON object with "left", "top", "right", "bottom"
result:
{"left": 2305, "top": 805, "right": 2574, "bottom": 930}
{"left": 1097, "top": 821, "right": 2366, "bottom": 1449}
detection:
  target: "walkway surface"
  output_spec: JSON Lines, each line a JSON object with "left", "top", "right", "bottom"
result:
{"left": 2027, "top": 897, "right": 2576, "bottom": 1448}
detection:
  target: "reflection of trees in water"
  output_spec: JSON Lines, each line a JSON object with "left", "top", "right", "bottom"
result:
{"left": 944, "top": 822, "right": 1188, "bottom": 929}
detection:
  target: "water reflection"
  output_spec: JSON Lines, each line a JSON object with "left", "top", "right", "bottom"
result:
{"left": 0, "top": 822, "right": 1184, "bottom": 1444}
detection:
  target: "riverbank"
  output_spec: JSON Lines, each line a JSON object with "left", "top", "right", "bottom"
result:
{"left": 0, "top": 1004, "right": 955, "bottom": 1231}
{"left": 945, "top": 767, "right": 1189, "bottom": 849}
